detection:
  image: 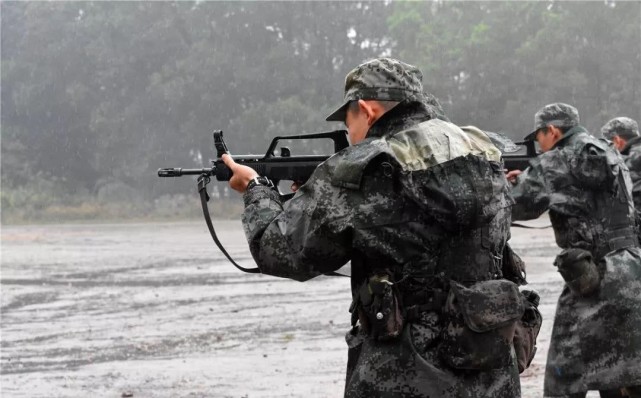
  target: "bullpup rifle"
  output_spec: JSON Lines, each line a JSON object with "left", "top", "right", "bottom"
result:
{"left": 158, "top": 129, "right": 349, "bottom": 273}
{"left": 502, "top": 139, "right": 538, "bottom": 172}
{"left": 159, "top": 129, "right": 349, "bottom": 191}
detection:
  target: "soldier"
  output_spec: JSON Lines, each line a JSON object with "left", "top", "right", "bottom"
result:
{"left": 601, "top": 117, "right": 641, "bottom": 211}
{"left": 507, "top": 103, "right": 641, "bottom": 398}
{"left": 222, "top": 58, "right": 532, "bottom": 397}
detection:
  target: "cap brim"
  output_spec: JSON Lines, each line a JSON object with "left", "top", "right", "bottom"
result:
{"left": 523, "top": 130, "right": 538, "bottom": 142}
{"left": 325, "top": 101, "right": 349, "bottom": 122}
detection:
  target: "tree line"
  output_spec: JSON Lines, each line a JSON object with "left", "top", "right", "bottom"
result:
{"left": 2, "top": 1, "right": 639, "bottom": 222}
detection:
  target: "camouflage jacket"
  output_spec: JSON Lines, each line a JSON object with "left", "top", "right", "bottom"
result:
{"left": 620, "top": 135, "right": 641, "bottom": 211}
{"left": 511, "top": 127, "right": 641, "bottom": 395}
{"left": 512, "top": 126, "right": 637, "bottom": 256}
{"left": 241, "top": 101, "right": 521, "bottom": 397}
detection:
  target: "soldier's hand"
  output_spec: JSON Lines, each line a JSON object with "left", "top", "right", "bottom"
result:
{"left": 290, "top": 181, "right": 303, "bottom": 192}
{"left": 505, "top": 169, "right": 522, "bottom": 184}
{"left": 221, "top": 154, "right": 259, "bottom": 193}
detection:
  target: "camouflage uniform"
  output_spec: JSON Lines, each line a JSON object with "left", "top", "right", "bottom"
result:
{"left": 240, "top": 58, "right": 523, "bottom": 397}
{"left": 601, "top": 117, "right": 641, "bottom": 211}
{"left": 512, "top": 104, "right": 641, "bottom": 397}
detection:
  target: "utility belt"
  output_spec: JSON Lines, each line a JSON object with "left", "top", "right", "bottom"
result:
{"left": 595, "top": 227, "right": 638, "bottom": 259}
{"left": 402, "top": 288, "right": 448, "bottom": 321}
{"left": 350, "top": 273, "right": 536, "bottom": 372}
{"left": 348, "top": 273, "right": 448, "bottom": 339}
{"left": 556, "top": 227, "right": 638, "bottom": 297}
{"left": 348, "top": 274, "right": 446, "bottom": 341}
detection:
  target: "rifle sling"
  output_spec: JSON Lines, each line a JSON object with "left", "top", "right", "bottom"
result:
{"left": 198, "top": 176, "right": 347, "bottom": 277}
{"left": 198, "top": 176, "right": 261, "bottom": 274}
{"left": 511, "top": 222, "right": 552, "bottom": 229}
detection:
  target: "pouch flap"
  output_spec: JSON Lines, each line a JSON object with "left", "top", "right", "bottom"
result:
{"left": 450, "top": 280, "right": 524, "bottom": 333}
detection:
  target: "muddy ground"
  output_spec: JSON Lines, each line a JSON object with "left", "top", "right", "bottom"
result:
{"left": 1, "top": 217, "right": 599, "bottom": 397}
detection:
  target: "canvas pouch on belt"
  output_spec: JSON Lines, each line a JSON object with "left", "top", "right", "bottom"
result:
{"left": 439, "top": 279, "right": 524, "bottom": 370}
{"left": 350, "top": 274, "right": 404, "bottom": 341}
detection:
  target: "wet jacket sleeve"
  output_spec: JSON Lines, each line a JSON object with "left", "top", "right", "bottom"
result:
{"left": 241, "top": 162, "right": 353, "bottom": 281}
{"left": 626, "top": 151, "right": 641, "bottom": 209}
{"left": 510, "top": 162, "right": 550, "bottom": 221}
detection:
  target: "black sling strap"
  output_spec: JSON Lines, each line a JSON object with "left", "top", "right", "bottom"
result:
{"left": 511, "top": 222, "right": 551, "bottom": 229}
{"left": 198, "top": 175, "right": 261, "bottom": 274}
{"left": 197, "top": 174, "right": 347, "bottom": 277}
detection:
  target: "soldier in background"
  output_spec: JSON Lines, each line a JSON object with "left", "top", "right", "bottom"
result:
{"left": 507, "top": 103, "right": 641, "bottom": 398}
{"left": 222, "top": 58, "right": 530, "bottom": 397}
{"left": 601, "top": 117, "right": 641, "bottom": 211}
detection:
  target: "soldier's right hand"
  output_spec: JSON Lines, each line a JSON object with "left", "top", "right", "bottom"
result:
{"left": 221, "top": 154, "right": 259, "bottom": 193}
{"left": 505, "top": 170, "right": 522, "bottom": 184}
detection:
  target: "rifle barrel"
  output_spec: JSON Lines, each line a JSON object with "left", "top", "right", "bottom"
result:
{"left": 157, "top": 168, "right": 213, "bottom": 177}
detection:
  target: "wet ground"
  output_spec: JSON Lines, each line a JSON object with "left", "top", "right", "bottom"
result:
{"left": 1, "top": 217, "right": 595, "bottom": 397}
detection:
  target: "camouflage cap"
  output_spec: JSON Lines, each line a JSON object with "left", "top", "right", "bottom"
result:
{"left": 326, "top": 58, "right": 424, "bottom": 122}
{"left": 600, "top": 117, "right": 639, "bottom": 140}
{"left": 524, "top": 102, "right": 580, "bottom": 141}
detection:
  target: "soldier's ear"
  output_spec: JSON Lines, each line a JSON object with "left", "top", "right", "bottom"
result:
{"left": 358, "top": 99, "right": 388, "bottom": 127}
{"left": 549, "top": 126, "right": 562, "bottom": 139}
{"left": 357, "top": 100, "right": 376, "bottom": 126}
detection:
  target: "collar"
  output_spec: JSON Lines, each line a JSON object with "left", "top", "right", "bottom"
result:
{"left": 621, "top": 135, "right": 641, "bottom": 155}
{"left": 551, "top": 125, "right": 588, "bottom": 150}
{"left": 365, "top": 100, "right": 434, "bottom": 139}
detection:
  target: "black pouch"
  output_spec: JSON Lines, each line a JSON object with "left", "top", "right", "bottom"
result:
{"left": 502, "top": 243, "right": 527, "bottom": 285}
{"left": 439, "top": 279, "right": 524, "bottom": 370}
{"left": 354, "top": 275, "right": 404, "bottom": 341}
{"left": 554, "top": 248, "right": 600, "bottom": 297}
{"left": 513, "top": 290, "right": 542, "bottom": 373}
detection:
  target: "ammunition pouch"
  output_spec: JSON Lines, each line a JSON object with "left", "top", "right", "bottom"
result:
{"left": 350, "top": 274, "right": 404, "bottom": 341}
{"left": 513, "top": 290, "right": 542, "bottom": 373}
{"left": 501, "top": 243, "right": 527, "bottom": 285}
{"left": 554, "top": 248, "right": 600, "bottom": 297}
{"left": 439, "top": 279, "right": 524, "bottom": 370}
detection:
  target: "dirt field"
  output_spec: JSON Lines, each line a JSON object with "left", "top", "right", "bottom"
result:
{"left": 1, "top": 217, "right": 598, "bottom": 397}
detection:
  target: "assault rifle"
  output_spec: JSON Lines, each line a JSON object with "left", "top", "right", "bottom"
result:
{"left": 159, "top": 129, "right": 349, "bottom": 193}
{"left": 158, "top": 129, "right": 349, "bottom": 274}
{"left": 502, "top": 139, "right": 538, "bottom": 171}
{"left": 467, "top": 130, "right": 538, "bottom": 172}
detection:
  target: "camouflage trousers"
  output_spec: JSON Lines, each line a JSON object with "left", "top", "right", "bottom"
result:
{"left": 344, "top": 320, "right": 520, "bottom": 398}
{"left": 559, "top": 385, "right": 641, "bottom": 398}
{"left": 544, "top": 248, "right": 641, "bottom": 397}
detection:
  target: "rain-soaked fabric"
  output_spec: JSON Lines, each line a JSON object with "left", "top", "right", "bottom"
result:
{"left": 601, "top": 117, "right": 639, "bottom": 141}
{"left": 621, "top": 136, "right": 641, "bottom": 211}
{"left": 524, "top": 103, "right": 581, "bottom": 141}
{"left": 241, "top": 100, "right": 522, "bottom": 396}
{"left": 510, "top": 127, "right": 641, "bottom": 396}
{"left": 325, "top": 57, "right": 424, "bottom": 122}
